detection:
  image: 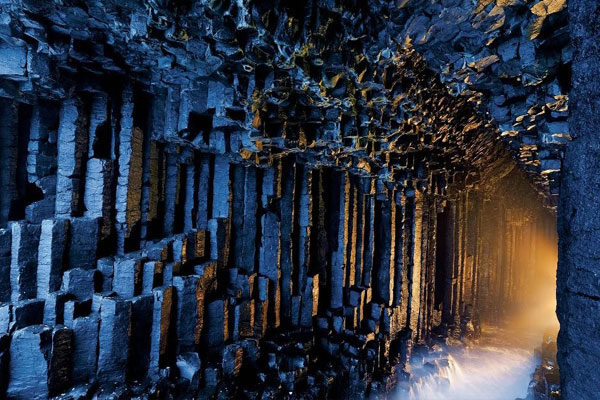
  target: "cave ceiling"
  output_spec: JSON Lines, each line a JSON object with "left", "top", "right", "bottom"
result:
{"left": 0, "top": 0, "right": 568, "bottom": 206}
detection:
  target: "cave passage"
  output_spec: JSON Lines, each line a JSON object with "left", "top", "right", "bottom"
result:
{"left": 397, "top": 167, "right": 559, "bottom": 400}
{"left": 0, "top": 0, "right": 580, "bottom": 398}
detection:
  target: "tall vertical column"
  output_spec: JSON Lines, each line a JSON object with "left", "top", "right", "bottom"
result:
{"left": 347, "top": 176, "right": 362, "bottom": 289}
{"left": 422, "top": 196, "right": 437, "bottom": 341}
{"left": 406, "top": 187, "right": 421, "bottom": 338}
{"left": 372, "top": 185, "right": 392, "bottom": 306}
{"left": 0, "top": 229, "right": 11, "bottom": 301}
{"left": 115, "top": 89, "right": 144, "bottom": 252}
{"left": 195, "top": 154, "right": 211, "bottom": 231}
{"left": 84, "top": 93, "right": 113, "bottom": 245}
{"left": 394, "top": 189, "right": 408, "bottom": 329}
{"left": 310, "top": 169, "right": 327, "bottom": 314}
{"left": 230, "top": 163, "right": 245, "bottom": 266}
{"left": 232, "top": 165, "right": 258, "bottom": 272}
{"left": 162, "top": 147, "right": 180, "bottom": 237}
{"left": 211, "top": 155, "right": 230, "bottom": 220}
{"left": 11, "top": 222, "right": 41, "bottom": 301}
{"left": 440, "top": 199, "right": 455, "bottom": 326}
{"left": 454, "top": 192, "right": 466, "bottom": 323}
{"left": 97, "top": 297, "right": 131, "bottom": 383}
{"left": 344, "top": 174, "right": 356, "bottom": 289}
{"left": 37, "top": 219, "right": 69, "bottom": 297}
{"left": 470, "top": 191, "right": 482, "bottom": 311}
{"left": 297, "top": 166, "right": 312, "bottom": 322}
{"left": 328, "top": 169, "right": 346, "bottom": 311}
{"left": 279, "top": 159, "right": 294, "bottom": 325}
{"left": 416, "top": 192, "right": 431, "bottom": 342}
{"left": 462, "top": 192, "right": 474, "bottom": 307}
{"left": 361, "top": 178, "right": 375, "bottom": 290}
{"left": 182, "top": 152, "right": 197, "bottom": 233}
{"left": 258, "top": 167, "right": 279, "bottom": 327}
{"left": 27, "top": 102, "right": 59, "bottom": 222}
{"left": 0, "top": 99, "right": 18, "bottom": 226}
{"left": 56, "top": 98, "right": 88, "bottom": 217}
{"left": 139, "top": 94, "right": 159, "bottom": 241}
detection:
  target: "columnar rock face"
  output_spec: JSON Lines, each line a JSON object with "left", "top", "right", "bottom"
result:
{"left": 0, "top": 0, "right": 571, "bottom": 398}
{"left": 557, "top": 0, "right": 600, "bottom": 398}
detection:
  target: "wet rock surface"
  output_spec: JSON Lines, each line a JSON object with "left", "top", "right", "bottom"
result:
{"left": 0, "top": 0, "right": 570, "bottom": 398}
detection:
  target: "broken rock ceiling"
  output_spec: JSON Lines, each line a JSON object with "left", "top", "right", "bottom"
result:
{"left": 0, "top": 0, "right": 567, "bottom": 398}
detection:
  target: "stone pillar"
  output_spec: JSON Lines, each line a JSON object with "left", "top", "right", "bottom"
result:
{"left": 162, "top": 149, "right": 180, "bottom": 237}
{"left": 296, "top": 165, "right": 311, "bottom": 296}
{"left": 68, "top": 217, "right": 98, "bottom": 271}
{"left": 10, "top": 222, "right": 41, "bottom": 302}
{"left": 129, "top": 294, "right": 153, "bottom": 380}
{"left": 97, "top": 297, "right": 131, "bottom": 383}
{"left": 69, "top": 316, "right": 99, "bottom": 384}
{"left": 115, "top": 89, "right": 144, "bottom": 253}
{"left": 328, "top": 170, "right": 346, "bottom": 311}
{"left": 231, "top": 164, "right": 258, "bottom": 273}
{"left": 148, "top": 286, "right": 174, "bottom": 378}
{"left": 7, "top": 325, "right": 52, "bottom": 399}
{"left": 0, "top": 99, "right": 18, "bottom": 227}
{"left": 279, "top": 159, "right": 294, "bottom": 325}
{"left": 212, "top": 155, "right": 230, "bottom": 219}
{"left": 55, "top": 98, "right": 87, "bottom": 218}
{"left": 195, "top": 154, "right": 211, "bottom": 230}
{"left": 47, "top": 326, "right": 73, "bottom": 396}
{"left": 37, "top": 219, "right": 69, "bottom": 297}
{"left": 183, "top": 159, "right": 197, "bottom": 233}
{"left": 0, "top": 229, "right": 11, "bottom": 302}
{"left": 258, "top": 167, "right": 280, "bottom": 327}
{"left": 173, "top": 275, "right": 202, "bottom": 353}
{"left": 407, "top": 188, "right": 422, "bottom": 338}
{"left": 113, "top": 258, "right": 142, "bottom": 298}
{"left": 26, "top": 102, "right": 59, "bottom": 222}
{"left": 361, "top": 178, "right": 375, "bottom": 289}
{"left": 372, "top": 186, "right": 392, "bottom": 306}
{"left": 391, "top": 189, "right": 404, "bottom": 308}
{"left": 346, "top": 176, "right": 359, "bottom": 289}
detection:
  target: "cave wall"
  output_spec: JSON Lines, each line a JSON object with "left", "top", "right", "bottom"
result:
{"left": 0, "top": 0, "right": 568, "bottom": 398}
{"left": 557, "top": 0, "right": 600, "bottom": 397}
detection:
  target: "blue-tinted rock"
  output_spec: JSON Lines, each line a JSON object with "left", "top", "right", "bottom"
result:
{"left": 48, "top": 326, "right": 73, "bottom": 396}
{"left": 7, "top": 325, "right": 51, "bottom": 399}
{"left": 96, "top": 257, "right": 114, "bottom": 292}
{"left": 70, "top": 316, "right": 99, "bottom": 384}
{"left": 113, "top": 258, "right": 142, "bottom": 298}
{"left": 10, "top": 222, "right": 41, "bottom": 302}
{"left": 129, "top": 294, "right": 153, "bottom": 380}
{"left": 12, "top": 299, "right": 44, "bottom": 330}
{"left": 43, "top": 292, "right": 70, "bottom": 326}
{"left": 0, "top": 43, "right": 26, "bottom": 76}
{"left": 173, "top": 275, "right": 201, "bottom": 353}
{"left": 37, "top": 219, "right": 69, "bottom": 298}
{"left": 61, "top": 268, "right": 96, "bottom": 301}
{"left": 68, "top": 218, "right": 99, "bottom": 269}
{"left": 148, "top": 286, "right": 174, "bottom": 379}
{"left": 176, "top": 352, "right": 202, "bottom": 391}
{"left": 0, "top": 229, "right": 10, "bottom": 302}
{"left": 96, "top": 297, "right": 131, "bottom": 383}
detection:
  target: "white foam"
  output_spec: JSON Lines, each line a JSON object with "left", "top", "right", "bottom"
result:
{"left": 404, "top": 345, "right": 537, "bottom": 400}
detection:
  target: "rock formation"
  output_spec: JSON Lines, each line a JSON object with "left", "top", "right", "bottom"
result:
{"left": 0, "top": 0, "right": 580, "bottom": 398}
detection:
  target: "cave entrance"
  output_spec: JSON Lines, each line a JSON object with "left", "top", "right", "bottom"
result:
{"left": 406, "top": 167, "right": 559, "bottom": 399}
